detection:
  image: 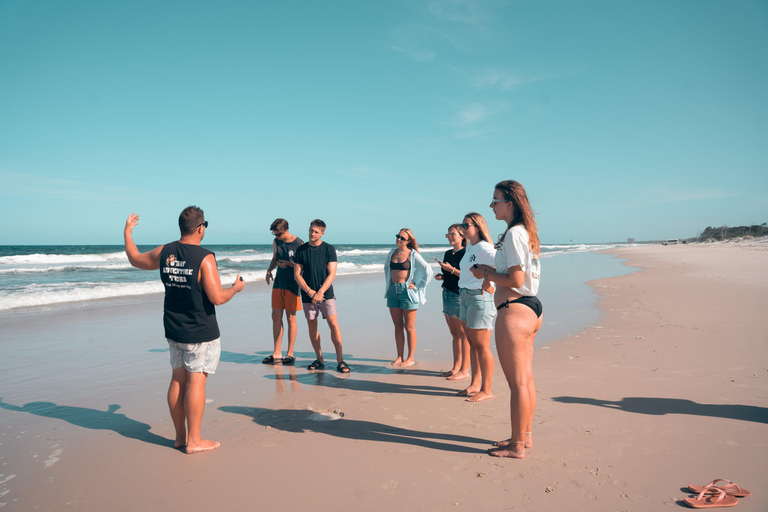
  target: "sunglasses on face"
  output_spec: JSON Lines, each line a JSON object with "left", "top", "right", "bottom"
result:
{"left": 490, "top": 198, "right": 511, "bottom": 205}
{"left": 197, "top": 221, "right": 208, "bottom": 229}
{"left": 395, "top": 234, "right": 409, "bottom": 242}
{"left": 460, "top": 223, "right": 475, "bottom": 230}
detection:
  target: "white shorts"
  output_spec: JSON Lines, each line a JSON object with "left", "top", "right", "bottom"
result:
{"left": 168, "top": 338, "right": 221, "bottom": 374}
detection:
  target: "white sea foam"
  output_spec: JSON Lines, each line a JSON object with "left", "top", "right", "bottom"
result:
{"left": 217, "top": 253, "right": 273, "bottom": 263}
{"left": 0, "top": 263, "right": 134, "bottom": 274}
{"left": 0, "top": 252, "right": 127, "bottom": 265}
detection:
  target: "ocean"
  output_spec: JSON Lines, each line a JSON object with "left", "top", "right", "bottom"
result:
{"left": 0, "top": 243, "right": 637, "bottom": 312}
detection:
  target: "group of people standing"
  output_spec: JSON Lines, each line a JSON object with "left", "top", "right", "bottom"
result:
{"left": 124, "top": 179, "right": 542, "bottom": 459}
{"left": 380, "top": 180, "right": 544, "bottom": 458}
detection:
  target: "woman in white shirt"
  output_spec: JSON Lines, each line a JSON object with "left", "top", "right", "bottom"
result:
{"left": 457, "top": 212, "right": 496, "bottom": 402}
{"left": 471, "top": 180, "right": 542, "bottom": 458}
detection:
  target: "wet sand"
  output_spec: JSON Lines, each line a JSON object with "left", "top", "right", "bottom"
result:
{"left": 0, "top": 242, "right": 766, "bottom": 511}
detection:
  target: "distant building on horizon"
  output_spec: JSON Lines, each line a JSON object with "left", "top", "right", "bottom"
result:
{"left": 627, "top": 238, "right": 635, "bottom": 243}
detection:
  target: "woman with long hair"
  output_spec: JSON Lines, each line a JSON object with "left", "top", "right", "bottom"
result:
{"left": 434, "top": 224, "right": 470, "bottom": 380}
{"left": 471, "top": 180, "right": 542, "bottom": 458}
{"left": 457, "top": 212, "right": 496, "bottom": 402}
{"left": 384, "top": 228, "right": 434, "bottom": 366}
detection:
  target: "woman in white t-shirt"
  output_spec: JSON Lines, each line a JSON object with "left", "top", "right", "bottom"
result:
{"left": 470, "top": 180, "right": 542, "bottom": 458}
{"left": 457, "top": 212, "right": 497, "bottom": 402}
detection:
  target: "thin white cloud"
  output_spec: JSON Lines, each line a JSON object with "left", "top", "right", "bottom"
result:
{"left": 0, "top": 171, "right": 139, "bottom": 202}
{"left": 386, "top": 44, "right": 435, "bottom": 62}
{"left": 448, "top": 101, "right": 508, "bottom": 138}
{"left": 472, "top": 69, "right": 542, "bottom": 90}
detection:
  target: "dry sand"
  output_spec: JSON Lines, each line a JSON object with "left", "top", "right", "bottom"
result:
{"left": 1, "top": 242, "right": 766, "bottom": 511}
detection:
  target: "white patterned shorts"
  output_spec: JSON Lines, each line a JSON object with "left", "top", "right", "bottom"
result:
{"left": 167, "top": 338, "right": 221, "bottom": 374}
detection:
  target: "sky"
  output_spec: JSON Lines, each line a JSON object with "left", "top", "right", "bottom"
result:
{"left": 1, "top": 0, "right": 766, "bottom": 246}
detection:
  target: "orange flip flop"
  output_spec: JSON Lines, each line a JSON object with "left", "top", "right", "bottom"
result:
{"left": 688, "top": 479, "right": 751, "bottom": 498}
{"left": 684, "top": 487, "right": 739, "bottom": 509}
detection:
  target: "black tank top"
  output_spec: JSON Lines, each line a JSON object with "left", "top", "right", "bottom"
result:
{"left": 159, "top": 241, "right": 220, "bottom": 343}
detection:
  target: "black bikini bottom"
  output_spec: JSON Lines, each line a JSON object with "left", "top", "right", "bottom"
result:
{"left": 496, "top": 296, "right": 542, "bottom": 318}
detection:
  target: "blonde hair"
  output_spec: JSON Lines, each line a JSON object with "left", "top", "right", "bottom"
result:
{"left": 399, "top": 228, "right": 419, "bottom": 252}
{"left": 463, "top": 212, "right": 492, "bottom": 245}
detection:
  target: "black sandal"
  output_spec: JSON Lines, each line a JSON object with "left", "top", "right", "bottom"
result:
{"left": 282, "top": 355, "right": 295, "bottom": 366}
{"left": 262, "top": 355, "right": 282, "bottom": 365}
{"left": 307, "top": 360, "right": 325, "bottom": 370}
{"left": 337, "top": 361, "right": 351, "bottom": 373}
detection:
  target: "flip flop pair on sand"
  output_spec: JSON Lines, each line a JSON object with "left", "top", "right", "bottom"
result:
{"left": 684, "top": 479, "right": 751, "bottom": 508}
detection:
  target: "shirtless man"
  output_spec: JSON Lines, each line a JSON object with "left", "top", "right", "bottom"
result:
{"left": 124, "top": 206, "right": 244, "bottom": 454}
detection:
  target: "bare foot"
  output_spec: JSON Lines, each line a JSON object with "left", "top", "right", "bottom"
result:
{"left": 391, "top": 357, "right": 403, "bottom": 367}
{"left": 441, "top": 370, "right": 455, "bottom": 377}
{"left": 466, "top": 391, "right": 493, "bottom": 402}
{"left": 185, "top": 439, "right": 221, "bottom": 454}
{"left": 446, "top": 370, "right": 469, "bottom": 381}
{"left": 174, "top": 441, "right": 186, "bottom": 450}
{"left": 494, "top": 433, "right": 532, "bottom": 449}
{"left": 457, "top": 387, "right": 479, "bottom": 397}
{"left": 488, "top": 443, "right": 525, "bottom": 458}
{"left": 399, "top": 359, "right": 415, "bottom": 367}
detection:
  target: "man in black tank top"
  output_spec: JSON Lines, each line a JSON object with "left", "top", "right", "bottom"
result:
{"left": 124, "top": 206, "right": 245, "bottom": 454}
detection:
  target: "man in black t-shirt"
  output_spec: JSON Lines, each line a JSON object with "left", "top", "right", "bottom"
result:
{"left": 263, "top": 218, "right": 303, "bottom": 366}
{"left": 293, "top": 219, "right": 350, "bottom": 373}
{"left": 124, "top": 206, "right": 245, "bottom": 454}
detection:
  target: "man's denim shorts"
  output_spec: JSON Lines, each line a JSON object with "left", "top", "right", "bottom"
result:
{"left": 442, "top": 289, "right": 460, "bottom": 317}
{"left": 387, "top": 282, "right": 419, "bottom": 310}
{"left": 459, "top": 288, "right": 495, "bottom": 330}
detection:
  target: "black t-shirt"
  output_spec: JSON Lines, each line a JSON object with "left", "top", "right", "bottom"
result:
{"left": 159, "top": 241, "right": 220, "bottom": 343}
{"left": 273, "top": 236, "right": 304, "bottom": 294}
{"left": 294, "top": 241, "right": 338, "bottom": 303}
{"left": 441, "top": 247, "right": 464, "bottom": 293}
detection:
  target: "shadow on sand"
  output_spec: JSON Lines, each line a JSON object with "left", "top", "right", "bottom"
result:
{"left": 264, "top": 371, "right": 458, "bottom": 397}
{"left": 551, "top": 396, "right": 768, "bottom": 424}
{"left": 219, "top": 406, "right": 488, "bottom": 453}
{"left": 0, "top": 397, "right": 172, "bottom": 447}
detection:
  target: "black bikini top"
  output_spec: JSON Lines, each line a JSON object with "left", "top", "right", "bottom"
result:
{"left": 389, "top": 257, "right": 411, "bottom": 271}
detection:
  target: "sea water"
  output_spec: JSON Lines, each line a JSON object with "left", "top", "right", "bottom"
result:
{"left": 0, "top": 243, "right": 637, "bottom": 312}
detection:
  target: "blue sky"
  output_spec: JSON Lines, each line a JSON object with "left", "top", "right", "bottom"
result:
{"left": 1, "top": 0, "right": 766, "bottom": 246}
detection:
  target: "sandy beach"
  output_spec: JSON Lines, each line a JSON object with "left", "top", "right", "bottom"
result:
{"left": 1, "top": 241, "right": 766, "bottom": 511}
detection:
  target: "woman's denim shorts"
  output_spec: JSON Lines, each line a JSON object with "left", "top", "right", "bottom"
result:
{"left": 442, "top": 289, "right": 461, "bottom": 318}
{"left": 387, "top": 282, "right": 419, "bottom": 310}
{"left": 459, "top": 287, "right": 495, "bottom": 330}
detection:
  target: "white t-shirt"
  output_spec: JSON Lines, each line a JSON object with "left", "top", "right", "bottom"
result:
{"left": 494, "top": 225, "right": 540, "bottom": 296}
{"left": 458, "top": 240, "right": 496, "bottom": 290}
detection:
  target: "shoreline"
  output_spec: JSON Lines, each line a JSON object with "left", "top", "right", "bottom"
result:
{"left": 0, "top": 242, "right": 765, "bottom": 511}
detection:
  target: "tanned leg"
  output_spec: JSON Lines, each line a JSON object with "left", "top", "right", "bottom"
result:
{"left": 489, "top": 304, "right": 539, "bottom": 458}
{"left": 389, "top": 307, "right": 405, "bottom": 366}
{"left": 286, "top": 311, "right": 298, "bottom": 358}
{"left": 326, "top": 315, "right": 344, "bottom": 364}
{"left": 401, "top": 308, "right": 418, "bottom": 366}
{"left": 459, "top": 323, "right": 482, "bottom": 396}
{"left": 168, "top": 366, "right": 188, "bottom": 449}
{"left": 448, "top": 317, "right": 471, "bottom": 380}
{"left": 306, "top": 317, "right": 323, "bottom": 362}
{"left": 466, "top": 327, "right": 494, "bottom": 402}
{"left": 184, "top": 371, "right": 220, "bottom": 454}
{"left": 271, "top": 308, "right": 285, "bottom": 359}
